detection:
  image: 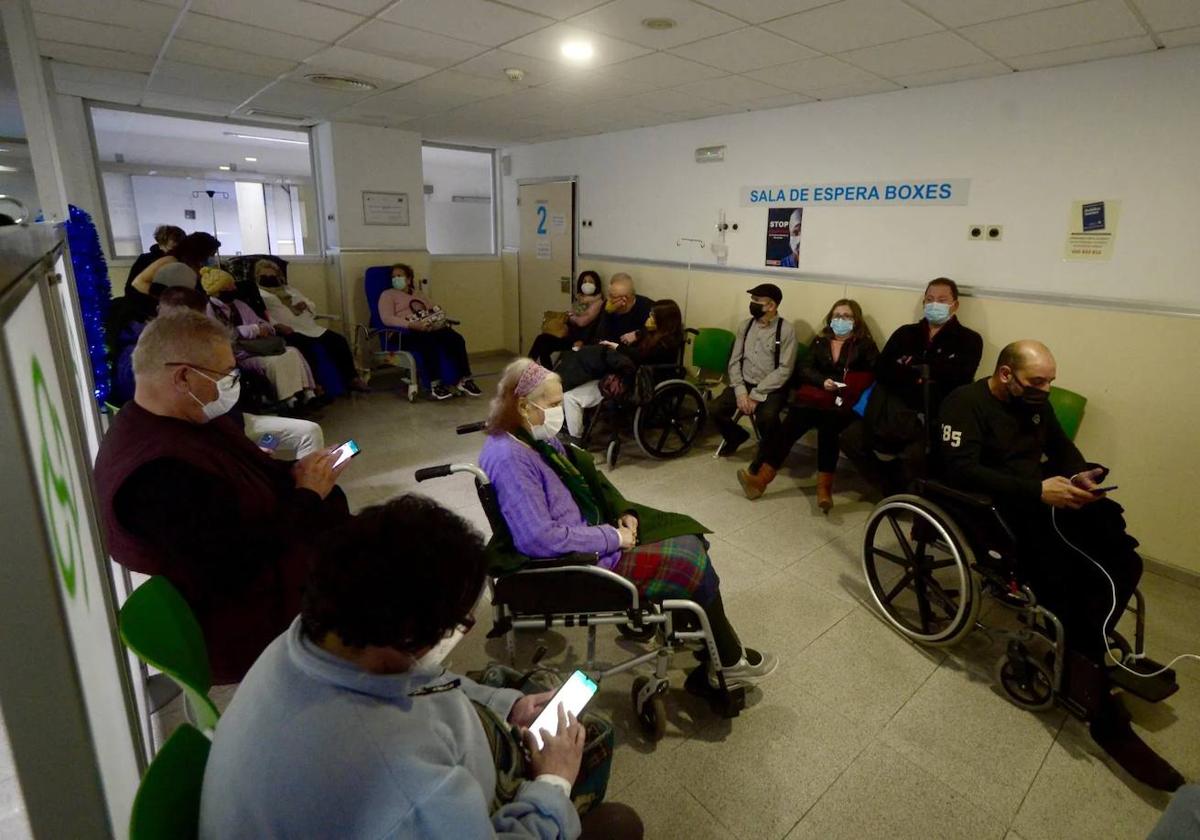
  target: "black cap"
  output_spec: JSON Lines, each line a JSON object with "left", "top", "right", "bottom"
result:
{"left": 746, "top": 283, "right": 782, "bottom": 305}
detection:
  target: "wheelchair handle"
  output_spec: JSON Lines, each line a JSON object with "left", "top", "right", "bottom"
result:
{"left": 414, "top": 463, "right": 490, "bottom": 484}
{"left": 456, "top": 421, "right": 486, "bottom": 435}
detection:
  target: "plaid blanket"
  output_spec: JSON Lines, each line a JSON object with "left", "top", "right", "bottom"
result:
{"left": 611, "top": 534, "right": 718, "bottom": 603}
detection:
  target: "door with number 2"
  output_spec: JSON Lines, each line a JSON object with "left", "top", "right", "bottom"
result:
{"left": 518, "top": 180, "right": 574, "bottom": 354}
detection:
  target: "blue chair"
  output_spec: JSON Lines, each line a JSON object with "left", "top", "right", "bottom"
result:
{"left": 354, "top": 266, "right": 421, "bottom": 402}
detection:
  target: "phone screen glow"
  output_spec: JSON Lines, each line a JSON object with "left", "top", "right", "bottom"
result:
{"left": 333, "top": 440, "right": 359, "bottom": 468}
{"left": 529, "top": 670, "right": 598, "bottom": 748}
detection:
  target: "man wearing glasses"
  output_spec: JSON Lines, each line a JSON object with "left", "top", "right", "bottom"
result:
{"left": 95, "top": 309, "right": 353, "bottom": 684}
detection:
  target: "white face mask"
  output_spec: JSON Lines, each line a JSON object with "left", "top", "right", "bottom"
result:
{"left": 580, "top": 282, "right": 597, "bottom": 295}
{"left": 530, "top": 402, "right": 565, "bottom": 440}
{"left": 789, "top": 234, "right": 802, "bottom": 252}
{"left": 187, "top": 367, "right": 240, "bottom": 422}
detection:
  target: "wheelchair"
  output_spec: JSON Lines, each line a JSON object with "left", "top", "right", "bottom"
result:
{"left": 859, "top": 389, "right": 1178, "bottom": 715}
{"left": 415, "top": 443, "right": 747, "bottom": 739}
{"left": 576, "top": 328, "right": 708, "bottom": 468}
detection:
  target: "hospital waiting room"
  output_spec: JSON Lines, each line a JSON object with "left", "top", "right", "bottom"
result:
{"left": 2, "top": 0, "right": 1200, "bottom": 837}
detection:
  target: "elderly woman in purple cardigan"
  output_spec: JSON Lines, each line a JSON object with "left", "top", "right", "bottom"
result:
{"left": 478, "top": 358, "right": 777, "bottom": 690}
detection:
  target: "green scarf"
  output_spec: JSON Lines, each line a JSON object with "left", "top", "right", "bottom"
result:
{"left": 513, "top": 428, "right": 603, "bottom": 525}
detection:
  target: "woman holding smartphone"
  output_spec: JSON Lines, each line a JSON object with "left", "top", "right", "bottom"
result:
{"left": 737, "top": 299, "right": 878, "bottom": 511}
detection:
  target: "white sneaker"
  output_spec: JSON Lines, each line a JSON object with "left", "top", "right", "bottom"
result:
{"left": 710, "top": 648, "right": 779, "bottom": 689}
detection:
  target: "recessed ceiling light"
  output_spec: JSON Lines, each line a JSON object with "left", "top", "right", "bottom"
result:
{"left": 304, "top": 73, "right": 377, "bottom": 91}
{"left": 504, "top": 67, "right": 526, "bottom": 82}
{"left": 224, "top": 132, "right": 308, "bottom": 146}
{"left": 0, "top": 165, "right": 18, "bottom": 172}
{"left": 218, "top": 165, "right": 232, "bottom": 171}
{"left": 641, "top": 17, "right": 676, "bottom": 30}
{"left": 561, "top": 40, "right": 594, "bottom": 62}
{"left": 244, "top": 156, "right": 257, "bottom": 162}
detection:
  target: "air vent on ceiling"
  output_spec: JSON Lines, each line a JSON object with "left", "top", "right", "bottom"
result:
{"left": 242, "top": 108, "right": 311, "bottom": 123}
{"left": 452, "top": 195, "right": 491, "bottom": 203}
{"left": 642, "top": 17, "right": 676, "bottom": 30}
{"left": 304, "top": 73, "right": 377, "bottom": 92}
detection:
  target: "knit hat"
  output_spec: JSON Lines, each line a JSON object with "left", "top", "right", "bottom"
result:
{"left": 200, "top": 266, "right": 236, "bottom": 296}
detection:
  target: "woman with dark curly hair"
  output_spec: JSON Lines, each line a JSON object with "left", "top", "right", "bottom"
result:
{"left": 199, "top": 494, "right": 642, "bottom": 840}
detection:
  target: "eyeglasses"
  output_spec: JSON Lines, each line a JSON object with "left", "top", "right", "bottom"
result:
{"left": 165, "top": 362, "right": 240, "bottom": 386}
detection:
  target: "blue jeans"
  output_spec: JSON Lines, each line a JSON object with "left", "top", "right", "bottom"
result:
{"left": 403, "top": 328, "right": 471, "bottom": 387}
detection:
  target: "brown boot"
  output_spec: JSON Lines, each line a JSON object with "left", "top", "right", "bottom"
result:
{"left": 816, "top": 471, "right": 835, "bottom": 513}
{"left": 737, "top": 464, "right": 777, "bottom": 500}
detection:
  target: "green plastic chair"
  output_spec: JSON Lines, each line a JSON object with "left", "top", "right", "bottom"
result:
{"left": 1049, "top": 386, "right": 1087, "bottom": 441}
{"left": 690, "top": 327, "right": 736, "bottom": 379}
{"left": 119, "top": 577, "right": 220, "bottom": 732}
{"left": 129, "top": 723, "right": 211, "bottom": 840}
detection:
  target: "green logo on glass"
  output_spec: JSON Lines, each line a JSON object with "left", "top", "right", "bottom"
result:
{"left": 32, "top": 355, "right": 88, "bottom": 604}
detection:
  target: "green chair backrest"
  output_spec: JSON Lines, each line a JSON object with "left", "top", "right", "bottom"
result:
{"left": 119, "top": 577, "right": 220, "bottom": 732}
{"left": 129, "top": 724, "right": 211, "bottom": 840}
{"left": 1049, "top": 386, "right": 1087, "bottom": 441}
{"left": 691, "top": 327, "right": 736, "bottom": 376}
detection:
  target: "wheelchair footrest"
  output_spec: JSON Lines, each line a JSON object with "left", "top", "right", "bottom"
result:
{"left": 683, "top": 663, "right": 746, "bottom": 718}
{"left": 1110, "top": 658, "right": 1179, "bottom": 704}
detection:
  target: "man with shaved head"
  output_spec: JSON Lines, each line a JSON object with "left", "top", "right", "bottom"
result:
{"left": 593, "top": 273, "right": 653, "bottom": 348}
{"left": 938, "top": 340, "right": 1183, "bottom": 791}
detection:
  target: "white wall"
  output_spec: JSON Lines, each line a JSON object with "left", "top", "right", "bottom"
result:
{"left": 129, "top": 175, "right": 244, "bottom": 255}
{"left": 502, "top": 46, "right": 1200, "bottom": 311}
{"left": 100, "top": 173, "right": 138, "bottom": 255}
{"left": 323, "top": 122, "right": 425, "bottom": 251}
{"left": 422, "top": 146, "right": 494, "bottom": 255}
{"left": 235, "top": 181, "right": 269, "bottom": 255}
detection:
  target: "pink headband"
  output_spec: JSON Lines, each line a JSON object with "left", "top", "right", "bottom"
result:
{"left": 515, "top": 362, "right": 551, "bottom": 398}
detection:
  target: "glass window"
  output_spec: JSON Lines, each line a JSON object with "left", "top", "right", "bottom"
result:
{"left": 89, "top": 107, "right": 319, "bottom": 258}
{"left": 422, "top": 144, "right": 495, "bottom": 256}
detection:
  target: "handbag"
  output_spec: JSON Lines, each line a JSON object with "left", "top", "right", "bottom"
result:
{"left": 236, "top": 336, "right": 287, "bottom": 356}
{"left": 542, "top": 311, "right": 570, "bottom": 338}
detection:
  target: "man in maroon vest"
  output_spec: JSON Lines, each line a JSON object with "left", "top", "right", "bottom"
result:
{"left": 96, "top": 309, "right": 351, "bottom": 683}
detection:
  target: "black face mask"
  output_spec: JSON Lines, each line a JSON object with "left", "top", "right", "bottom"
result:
{"left": 749, "top": 302, "right": 766, "bottom": 320}
{"left": 1010, "top": 375, "right": 1049, "bottom": 408}
{"left": 217, "top": 290, "right": 237, "bottom": 304}
{"left": 259, "top": 276, "right": 283, "bottom": 287}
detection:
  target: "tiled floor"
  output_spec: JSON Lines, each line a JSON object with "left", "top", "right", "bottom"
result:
{"left": 299, "top": 361, "right": 1200, "bottom": 840}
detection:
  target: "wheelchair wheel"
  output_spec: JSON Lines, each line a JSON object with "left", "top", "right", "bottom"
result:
{"left": 633, "top": 380, "right": 707, "bottom": 460}
{"left": 631, "top": 676, "right": 667, "bottom": 741}
{"left": 995, "top": 650, "right": 1055, "bottom": 711}
{"left": 862, "top": 494, "right": 981, "bottom": 646}
{"left": 606, "top": 439, "right": 620, "bottom": 469}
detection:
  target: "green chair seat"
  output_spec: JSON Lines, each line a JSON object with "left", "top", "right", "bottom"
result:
{"left": 119, "top": 577, "right": 220, "bottom": 732}
{"left": 129, "top": 723, "right": 211, "bottom": 840}
{"left": 690, "top": 327, "right": 736, "bottom": 378}
{"left": 1049, "top": 386, "right": 1087, "bottom": 441}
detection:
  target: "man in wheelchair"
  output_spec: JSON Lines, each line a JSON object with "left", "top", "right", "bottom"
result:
{"left": 938, "top": 340, "right": 1185, "bottom": 791}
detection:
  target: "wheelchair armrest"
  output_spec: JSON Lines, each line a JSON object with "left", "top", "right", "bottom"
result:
{"left": 520, "top": 553, "right": 600, "bottom": 569}
{"left": 917, "top": 479, "right": 995, "bottom": 510}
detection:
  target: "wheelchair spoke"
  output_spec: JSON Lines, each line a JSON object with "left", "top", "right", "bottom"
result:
{"left": 872, "top": 547, "right": 909, "bottom": 567}
{"left": 920, "top": 576, "right": 960, "bottom": 619}
{"left": 882, "top": 571, "right": 916, "bottom": 605}
{"left": 914, "top": 577, "right": 935, "bottom": 631}
{"left": 928, "top": 559, "right": 958, "bottom": 570}
{"left": 885, "top": 514, "right": 916, "bottom": 562}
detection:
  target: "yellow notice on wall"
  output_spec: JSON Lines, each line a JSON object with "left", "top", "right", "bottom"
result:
{"left": 1064, "top": 199, "right": 1119, "bottom": 261}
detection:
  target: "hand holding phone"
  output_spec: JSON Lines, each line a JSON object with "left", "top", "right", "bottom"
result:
{"left": 332, "top": 439, "right": 360, "bottom": 468}
{"left": 1091, "top": 485, "right": 1118, "bottom": 494}
{"left": 599, "top": 340, "right": 619, "bottom": 349}
{"left": 527, "top": 670, "right": 597, "bottom": 749}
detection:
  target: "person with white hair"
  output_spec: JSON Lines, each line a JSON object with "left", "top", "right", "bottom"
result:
{"left": 94, "top": 309, "right": 352, "bottom": 683}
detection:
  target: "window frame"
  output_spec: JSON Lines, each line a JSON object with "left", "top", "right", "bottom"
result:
{"left": 420, "top": 141, "right": 499, "bottom": 260}
{"left": 84, "top": 101, "right": 325, "bottom": 262}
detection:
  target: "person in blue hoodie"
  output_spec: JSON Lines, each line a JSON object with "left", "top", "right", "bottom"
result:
{"left": 199, "top": 494, "right": 641, "bottom": 839}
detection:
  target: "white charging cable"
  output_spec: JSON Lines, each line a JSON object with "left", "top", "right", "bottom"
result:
{"left": 1050, "top": 506, "right": 1199, "bottom": 679}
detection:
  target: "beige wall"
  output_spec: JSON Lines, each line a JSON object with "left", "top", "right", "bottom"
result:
{"left": 501, "top": 249, "right": 520, "bottom": 354}
{"left": 429, "top": 259, "right": 505, "bottom": 353}
{"left": 542, "top": 257, "right": 1200, "bottom": 577}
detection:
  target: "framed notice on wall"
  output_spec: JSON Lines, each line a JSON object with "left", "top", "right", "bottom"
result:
{"left": 362, "top": 191, "right": 410, "bottom": 226}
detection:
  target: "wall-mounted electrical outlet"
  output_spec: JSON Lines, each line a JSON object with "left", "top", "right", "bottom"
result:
{"left": 987, "top": 225, "right": 1003, "bottom": 241}
{"left": 968, "top": 224, "right": 984, "bottom": 240}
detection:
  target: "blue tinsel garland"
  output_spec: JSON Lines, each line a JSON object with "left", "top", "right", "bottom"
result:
{"left": 64, "top": 205, "right": 112, "bottom": 407}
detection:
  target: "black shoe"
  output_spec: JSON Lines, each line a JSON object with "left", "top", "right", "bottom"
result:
{"left": 431, "top": 384, "right": 454, "bottom": 400}
{"left": 457, "top": 378, "right": 482, "bottom": 397}
{"left": 1090, "top": 698, "right": 1185, "bottom": 791}
{"left": 725, "top": 426, "right": 752, "bottom": 456}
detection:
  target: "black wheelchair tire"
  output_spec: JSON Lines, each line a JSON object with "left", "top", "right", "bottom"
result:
{"left": 633, "top": 380, "right": 707, "bottom": 460}
{"left": 995, "top": 653, "right": 1055, "bottom": 712}
{"left": 632, "top": 676, "right": 667, "bottom": 741}
{"left": 862, "top": 494, "right": 982, "bottom": 647}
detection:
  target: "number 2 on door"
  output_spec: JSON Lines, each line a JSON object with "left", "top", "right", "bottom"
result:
{"left": 536, "top": 205, "right": 547, "bottom": 235}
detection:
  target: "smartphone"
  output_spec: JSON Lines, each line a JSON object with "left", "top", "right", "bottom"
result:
{"left": 1092, "top": 485, "right": 1118, "bottom": 494}
{"left": 528, "top": 670, "right": 598, "bottom": 749}
{"left": 832, "top": 381, "right": 848, "bottom": 389}
{"left": 332, "top": 439, "right": 360, "bottom": 468}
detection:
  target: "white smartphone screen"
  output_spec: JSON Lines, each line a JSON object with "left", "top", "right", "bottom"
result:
{"left": 332, "top": 439, "right": 360, "bottom": 468}
{"left": 528, "top": 670, "right": 598, "bottom": 748}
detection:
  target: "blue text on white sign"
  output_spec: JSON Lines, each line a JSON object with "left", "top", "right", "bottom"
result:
{"left": 740, "top": 179, "right": 970, "bottom": 207}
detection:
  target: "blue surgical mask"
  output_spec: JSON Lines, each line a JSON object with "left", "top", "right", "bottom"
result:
{"left": 830, "top": 317, "right": 854, "bottom": 338}
{"left": 924, "top": 302, "right": 951, "bottom": 325}
{"left": 392, "top": 276, "right": 411, "bottom": 291}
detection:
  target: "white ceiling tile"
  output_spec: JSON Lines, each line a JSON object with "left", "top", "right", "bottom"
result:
{"left": 247, "top": 80, "right": 375, "bottom": 115}
{"left": 749, "top": 91, "right": 816, "bottom": 108}
{"left": 467, "top": 87, "right": 581, "bottom": 117}
{"left": 41, "top": 42, "right": 156, "bottom": 73}
{"left": 313, "top": 0, "right": 393, "bottom": 14}
{"left": 891, "top": 61, "right": 1010, "bottom": 87}
{"left": 773, "top": 0, "right": 943, "bottom": 53}
{"left": 139, "top": 92, "right": 236, "bottom": 116}
{"left": 301, "top": 46, "right": 437, "bottom": 85}
{"left": 54, "top": 79, "right": 146, "bottom": 104}
{"left": 31, "top": 0, "right": 179, "bottom": 33}
{"left": 503, "top": 23, "right": 652, "bottom": 67}
{"left": 605, "top": 52, "right": 727, "bottom": 87}
{"left": 51, "top": 62, "right": 149, "bottom": 89}
{"left": 176, "top": 14, "right": 325, "bottom": 62}
{"left": 382, "top": 0, "right": 552, "bottom": 47}
{"left": 543, "top": 70, "right": 661, "bottom": 99}
{"left": 1160, "top": 25, "right": 1200, "bottom": 46}
{"left": 1007, "top": 35, "right": 1155, "bottom": 69}
{"left": 568, "top": 0, "right": 744, "bottom": 49}
{"left": 398, "top": 69, "right": 519, "bottom": 99}
{"left": 1131, "top": 0, "right": 1200, "bottom": 32}
{"left": 902, "top": 1, "right": 1079, "bottom": 28}
{"left": 745, "top": 55, "right": 878, "bottom": 91}
{"left": 149, "top": 61, "right": 277, "bottom": 103}
{"left": 807, "top": 78, "right": 902, "bottom": 99}
{"left": 492, "top": 0, "right": 610, "bottom": 19}
{"left": 188, "top": 0, "right": 365, "bottom": 41}
{"left": 959, "top": 0, "right": 1147, "bottom": 58}
{"left": 840, "top": 31, "right": 993, "bottom": 77}
{"left": 668, "top": 26, "right": 819, "bottom": 73}
{"left": 672, "top": 73, "right": 790, "bottom": 103}
{"left": 689, "top": 1, "right": 834, "bottom": 24}
{"left": 166, "top": 38, "right": 299, "bottom": 78}
{"left": 624, "top": 88, "right": 724, "bottom": 114}
{"left": 453, "top": 49, "right": 579, "bottom": 86}
{"left": 340, "top": 20, "right": 488, "bottom": 68}
{"left": 33, "top": 13, "right": 162, "bottom": 55}
{"left": 672, "top": 100, "right": 750, "bottom": 118}
{"left": 331, "top": 95, "right": 455, "bottom": 124}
